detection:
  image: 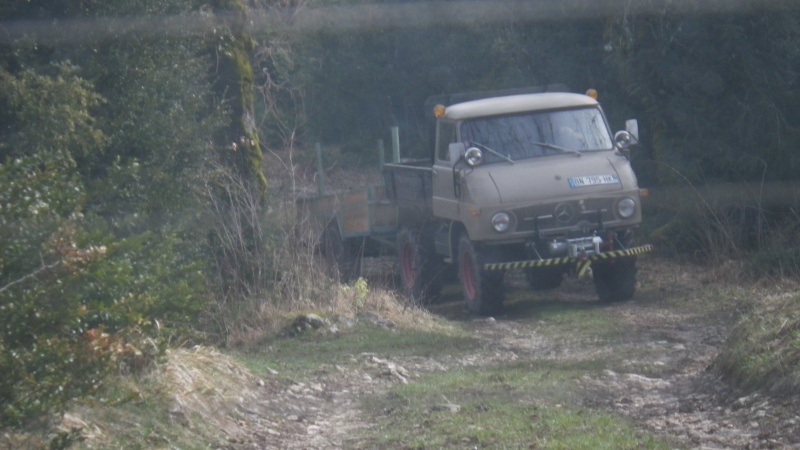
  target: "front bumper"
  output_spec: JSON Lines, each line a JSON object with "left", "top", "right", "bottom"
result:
{"left": 483, "top": 244, "right": 654, "bottom": 271}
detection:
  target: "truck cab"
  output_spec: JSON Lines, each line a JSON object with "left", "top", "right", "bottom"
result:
{"left": 432, "top": 92, "right": 641, "bottom": 250}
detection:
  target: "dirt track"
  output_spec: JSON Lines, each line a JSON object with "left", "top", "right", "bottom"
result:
{"left": 233, "top": 258, "right": 800, "bottom": 449}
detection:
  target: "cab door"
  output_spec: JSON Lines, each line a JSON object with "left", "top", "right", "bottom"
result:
{"left": 432, "top": 120, "right": 461, "bottom": 220}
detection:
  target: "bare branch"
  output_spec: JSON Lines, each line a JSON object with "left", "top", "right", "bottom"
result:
{"left": 0, "top": 260, "right": 61, "bottom": 295}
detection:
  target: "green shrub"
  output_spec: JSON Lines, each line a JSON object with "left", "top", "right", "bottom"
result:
{"left": 0, "top": 60, "right": 212, "bottom": 428}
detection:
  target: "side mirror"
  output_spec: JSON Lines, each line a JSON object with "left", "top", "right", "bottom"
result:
{"left": 614, "top": 119, "right": 640, "bottom": 151}
{"left": 448, "top": 142, "right": 466, "bottom": 163}
{"left": 625, "top": 119, "right": 639, "bottom": 143}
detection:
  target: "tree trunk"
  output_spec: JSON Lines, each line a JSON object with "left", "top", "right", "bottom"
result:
{"left": 212, "top": 0, "right": 268, "bottom": 194}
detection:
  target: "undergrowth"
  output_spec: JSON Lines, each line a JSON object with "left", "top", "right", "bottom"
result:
{"left": 712, "top": 291, "right": 800, "bottom": 396}
{"left": 643, "top": 179, "right": 800, "bottom": 277}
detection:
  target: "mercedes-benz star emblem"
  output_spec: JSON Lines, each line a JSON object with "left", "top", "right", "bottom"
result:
{"left": 554, "top": 203, "right": 574, "bottom": 224}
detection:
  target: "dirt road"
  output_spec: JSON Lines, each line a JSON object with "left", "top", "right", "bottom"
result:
{"left": 236, "top": 258, "right": 800, "bottom": 449}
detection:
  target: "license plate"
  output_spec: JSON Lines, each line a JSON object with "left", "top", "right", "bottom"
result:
{"left": 568, "top": 175, "right": 620, "bottom": 188}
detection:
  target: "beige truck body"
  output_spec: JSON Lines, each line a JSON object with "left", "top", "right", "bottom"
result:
{"left": 302, "top": 88, "right": 653, "bottom": 313}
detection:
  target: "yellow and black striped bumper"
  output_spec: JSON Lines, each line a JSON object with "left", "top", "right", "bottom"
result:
{"left": 483, "top": 244, "right": 654, "bottom": 271}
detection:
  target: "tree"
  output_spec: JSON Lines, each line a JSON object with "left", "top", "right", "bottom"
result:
{"left": 602, "top": 3, "right": 800, "bottom": 184}
{"left": 211, "top": 0, "right": 268, "bottom": 192}
{"left": 0, "top": 0, "right": 228, "bottom": 429}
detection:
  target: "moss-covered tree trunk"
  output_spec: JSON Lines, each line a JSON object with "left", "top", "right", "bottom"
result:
{"left": 212, "top": 0, "right": 268, "bottom": 193}
{"left": 208, "top": 0, "right": 270, "bottom": 301}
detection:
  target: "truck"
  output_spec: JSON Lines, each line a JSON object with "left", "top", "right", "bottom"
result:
{"left": 298, "top": 86, "right": 653, "bottom": 315}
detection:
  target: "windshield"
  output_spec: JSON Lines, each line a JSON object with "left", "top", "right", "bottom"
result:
{"left": 460, "top": 107, "right": 613, "bottom": 163}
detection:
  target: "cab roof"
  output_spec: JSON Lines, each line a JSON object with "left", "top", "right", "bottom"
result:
{"left": 443, "top": 92, "right": 598, "bottom": 120}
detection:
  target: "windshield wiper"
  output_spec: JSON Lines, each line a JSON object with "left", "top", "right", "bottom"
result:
{"left": 532, "top": 142, "right": 582, "bottom": 157}
{"left": 470, "top": 141, "right": 514, "bottom": 164}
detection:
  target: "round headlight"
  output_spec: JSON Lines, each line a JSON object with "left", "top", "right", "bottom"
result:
{"left": 465, "top": 147, "right": 483, "bottom": 167}
{"left": 617, "top": 197, "right": 636, "bottom": 219}
{"left": 491, "top": 212, "right": 511, "bottom": 233}
{"left": 614, "top": 130, "right": 633, "bottom": 150}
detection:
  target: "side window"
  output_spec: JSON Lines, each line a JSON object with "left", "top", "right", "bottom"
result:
{"left": 436, "top": 121, "right": 457, "bottom": 161}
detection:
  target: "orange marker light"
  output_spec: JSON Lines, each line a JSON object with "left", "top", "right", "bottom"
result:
{"left": 585, "top": 89, "right": 598, "bottom": 100}
{"left": 433, "top": 104, "right": 446, "bottom": 118}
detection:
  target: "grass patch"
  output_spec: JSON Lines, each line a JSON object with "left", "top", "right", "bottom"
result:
{"left": 361, "top": 362, "right": 676, "bottom": 449}
{"left": 712, "top": 291, "right": 800, "bottom": 395}
{"left": 236, "top": 321, "right": 479, "bottom": 378}
{"left": 69, "top": 391, "right": 197, "bottom": 450}
{"left": 527, "top": 301, "right": 622, "bottom": 337}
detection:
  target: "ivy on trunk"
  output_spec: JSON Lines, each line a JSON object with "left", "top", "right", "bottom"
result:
{"left": 212, "top": 0, "right": 268, "bottom": 194}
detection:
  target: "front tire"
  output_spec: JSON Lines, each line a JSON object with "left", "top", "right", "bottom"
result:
{"left": 458, "top": 235, "right": 504, "bottom": 315}
{"left": 593, "top": 257, "right": 637, "bottom": 303}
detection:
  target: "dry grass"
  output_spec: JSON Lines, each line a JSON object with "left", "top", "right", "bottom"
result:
{"left": 57, "top": 286, "right": 450, "bottom": 449}
{"left": 713, "top": 289, "right": 800, "bottom": 395}
{"left": 206, "top": 142, "right": 440, "bottom": 346}
{"left": 159, "top": 346, "right": 260, "bottom": 439}
{"left": 222, "top": 273, "right": 454, "bottom": 346}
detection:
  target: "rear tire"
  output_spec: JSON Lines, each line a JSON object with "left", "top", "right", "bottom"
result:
{"left": 458, "top": 235, "right": 504, "bottom": 315}
{"left": 593, "top": 257, "right": 637, "bottom": 303}
{"left": 396, "top": 227, "right": 445, "bottom": 303}
{"left": 321, "top": 221, "right": 363, "bottom": 283}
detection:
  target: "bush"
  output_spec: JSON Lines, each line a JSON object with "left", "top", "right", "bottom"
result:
{"left": 0, "top": 60, "right": 212, "bottom": 428}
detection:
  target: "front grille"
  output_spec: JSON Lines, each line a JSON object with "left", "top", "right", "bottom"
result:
{"left": 515, "top": 199, "right": 615, "bottom": 233}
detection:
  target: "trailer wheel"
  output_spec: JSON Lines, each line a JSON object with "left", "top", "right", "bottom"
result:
{"left": 321, "top": 221, "right": 363, "bottom": 282}
{"left": 458, "top": 235, "right": 504, "bottom": 315}
{"left": 396, "top": 227, "right": 444, "bottom": 303}
{"left": 525, "top": 267, "right": 564, "bottom": 291}
{"left": 593, "top": 257, "right": 637, "bottom": 303}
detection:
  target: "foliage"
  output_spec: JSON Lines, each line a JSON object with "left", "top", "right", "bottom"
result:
{"left": 0, "top": 61, "right": 209, "bottom": 428}
{"left": 292, "top": 0, "right": 800, "bottom": 186}
{"left": 641, "top": 180, "right": 800, "bottom": 265}
{"left": 0, "top": 63, "right": 110, "bottom": 426}
{"left": 713, "top": 292, "right": 800, "bottom": 395}
{"left": 291, "top": 1, "right": 612, "bottom": 158}
{"left": 604, "top": 4, "right": 800, "bottom": 185}
{"left": 0, "top": 1, "right": 222, "bottom": 429}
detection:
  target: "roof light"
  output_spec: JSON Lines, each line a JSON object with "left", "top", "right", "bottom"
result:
{"left": 433, "top": 104, "right": 446, "bottom": 118}
{"left": 585, "top": 89, "right": 598, "bottom": 100}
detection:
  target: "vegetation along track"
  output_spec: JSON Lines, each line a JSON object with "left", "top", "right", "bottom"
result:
{"left": 210, "top": 258, "right": 800, "bottom": 449}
